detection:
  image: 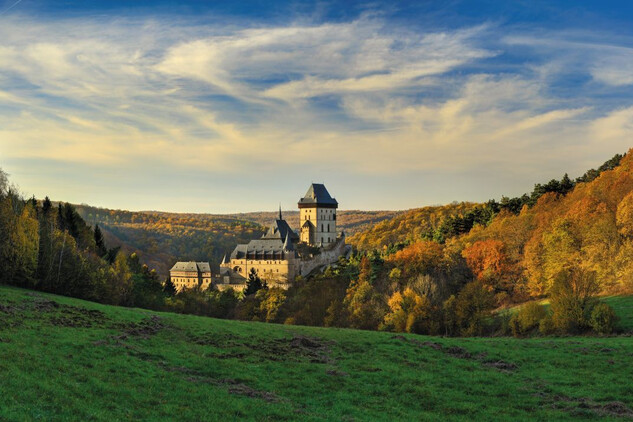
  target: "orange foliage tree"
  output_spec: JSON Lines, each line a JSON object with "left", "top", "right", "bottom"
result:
{"left": 387, "top": 240, "right": 443, "bottom": 278}
{"left": 462, "top": 240, "right": 508, "bottom": 280}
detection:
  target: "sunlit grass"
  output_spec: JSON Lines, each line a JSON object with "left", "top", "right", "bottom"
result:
{"left": 1, "top": 285, "right": 632, "bottom": 421}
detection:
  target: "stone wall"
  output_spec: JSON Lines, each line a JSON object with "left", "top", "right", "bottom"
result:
{"left": 299, "top": 236, "right": 348, "bottom": 277}
{"left": 215, "top": 237, "right": 350, "bottom": 291}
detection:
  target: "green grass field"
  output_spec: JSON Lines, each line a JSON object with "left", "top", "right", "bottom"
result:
{"left": 1, "top": 286, "right": 633, "bottom": 421}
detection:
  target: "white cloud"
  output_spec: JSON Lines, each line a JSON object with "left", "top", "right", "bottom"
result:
{"left": 590, "top": 107, "right": 633, "bottom": 142}
{"left": 504, "top": 33, "right": 633, "bottom": 87}
{"left": 0, "top": 15, "right": 632, "bottom": 211}
{"left": 591, "top": 54, "right": 633, "bottom": 87}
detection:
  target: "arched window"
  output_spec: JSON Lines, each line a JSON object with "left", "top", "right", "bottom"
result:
{"left": 327, "top": 224, "right": 330, "bottom": 232}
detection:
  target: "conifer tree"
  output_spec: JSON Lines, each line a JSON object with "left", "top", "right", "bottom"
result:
{"left": 94, "top": 224, "right": 107, "bottom": 257}
{"left": 163, "top": 278, "right": 176, "bottom": 296}
{"left": 244, "top": 268, "right": 267, "bottom": 295}
{"left": 42, "top": 196, "right": 52, "bottom": 215}
{"left": 57, "top": 203, "right": 64, "bottom": 231}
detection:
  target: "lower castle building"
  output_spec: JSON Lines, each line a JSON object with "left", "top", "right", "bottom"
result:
{"left": 169, "top": 261, "right": 212, "bottom": 292}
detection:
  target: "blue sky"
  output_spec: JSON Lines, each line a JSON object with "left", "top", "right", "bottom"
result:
{"left": 1, "top": 1, "right": 633, "bottom": 212}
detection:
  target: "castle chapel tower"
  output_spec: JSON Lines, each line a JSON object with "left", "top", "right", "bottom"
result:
{"left": 298, "top": 183, "right": 338, "bottom": 247}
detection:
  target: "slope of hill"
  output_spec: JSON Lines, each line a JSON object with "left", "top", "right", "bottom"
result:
{"left": 230, "top": 209, "right": 402, "bottom": 237}
{"left": 1, "top": 285, "right": 632, "bottom": 421}
{"left": 452, "top": 150, "right": 633, "bottom": 298}
{"left": 348, "top": 202, "right": 480, "bottom": 250}
{"left": 74, "top": 205, "right": 266, "bottom": 277}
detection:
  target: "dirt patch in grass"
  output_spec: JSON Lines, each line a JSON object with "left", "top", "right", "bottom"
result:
{"left": 49, "top": 307, "right": 107, "bottom": 328}
{"left": 547, "top": 393, "right": 633, "bottom": 418}
{"left": 483, "top": 360, "right": 518, "bottom": 372}
{"left": 573, "top": 346, "right": 619, "bottom": 356}
{"left": 394, "top": 336, "right": 518, "bottom": 373}
{"left": 270, "top": 335, "right": 335, "bottom": 364}
{"left": 1, "top": 297, "right": 109, "bottom": 329}
{"left": 94, "top": 315, "right": 165, "bottom": 348}
{"left": 188, "top": 332, "right": 240, "bottom": 346}
{"left": 593, "top": 401, "right": 633, "bottom": 418}
{"left": 0, "top": 303, "right": 20, "bottom": 314}
{"left": 33, "top": 299, "right": 60, "bottom": 312}
{"left": 193, "top": 332, "right": 336, "bottom": 365}
{"left": 326, "top": 369, "right": 349, "bottom": 377}
{"left": 159, "top": 362, "right": 282, "bottom": 403}
{"left": 0, "top": 302, "right": 23, "bottom": 329}
{"left": 445, "top": 346, "right": 473, "bottom": 359}
{"left": 120, "top": 315, "right": 164, "bottom": 338}
{"left": 226, "top": 381, "right": 281, "bottom": 402}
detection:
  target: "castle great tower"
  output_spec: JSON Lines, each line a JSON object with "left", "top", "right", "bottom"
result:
{"left": 298, "top": 183, "right": 338, "bottom": 247}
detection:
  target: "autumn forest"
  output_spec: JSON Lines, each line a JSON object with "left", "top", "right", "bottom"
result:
{"left": 0, "top": 151, "right": 629, "bottom": 337}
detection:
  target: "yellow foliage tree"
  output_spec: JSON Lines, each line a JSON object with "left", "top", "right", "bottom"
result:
{"left": 382, "top": 288, "right": 436, "bottom": 334}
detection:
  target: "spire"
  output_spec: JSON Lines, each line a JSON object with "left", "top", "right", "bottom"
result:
{"left": 221, "top": 254, "right": 228, "bottom": 265}
{"left": 279, "top": 203, "right": 282, "bottom": 220}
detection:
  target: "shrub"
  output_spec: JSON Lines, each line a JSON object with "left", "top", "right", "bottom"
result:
{"left": 539, "top": 314, "right": 556, "bottom": 335}
{"left": 511, "top": 302, "right": 547, "bottom": 337}
{"left": 550, "top": 269, "right": 599, "bottom": 333}
{"left": 454, "top": 281, "right": 495, "bottom": 336}
{"left": 509, "top": 315, "right": 521, "bottom": 337}
{"left": 590, "top": 303, "right": 619, "bottom": 334}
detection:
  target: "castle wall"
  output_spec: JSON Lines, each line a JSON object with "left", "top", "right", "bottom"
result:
{"left": 215, "top": 282, "right": 246, "bottom": 293}
{"left": 220, "top": 256, "right": 299, "bottom": 289}
{"left": 299, "top": 236, "right": 348, "bottom": 277}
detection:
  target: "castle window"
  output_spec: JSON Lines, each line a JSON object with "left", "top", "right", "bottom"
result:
{"left": 327, "top": 224, "right": 330, "bottom": 232}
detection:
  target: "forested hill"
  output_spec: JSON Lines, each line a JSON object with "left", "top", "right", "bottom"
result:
{"left": 1, "top": 151, "right": 631, "bottom": 338}
{"left": 72, "top": 206, "right": 266, "bottom": 277}
{"left": 348, "top": 202, "right": 481, "bottom": 251}
{"left": 230, "top": 210, "right": 402, "bottom": 236}
{"left": 72, "top": 207, "right": 402, "bottom": 277}
{"left": 348, "top": 153, "right": 625, "bottom": 252}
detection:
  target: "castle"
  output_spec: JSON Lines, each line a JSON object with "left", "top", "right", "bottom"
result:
{"left": 215, "top": 183, "right": 349, "bottom": 290}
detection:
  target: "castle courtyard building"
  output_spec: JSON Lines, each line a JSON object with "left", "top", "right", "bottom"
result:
{"left": 169, "top": 262, "right": 212, "bottom": 292}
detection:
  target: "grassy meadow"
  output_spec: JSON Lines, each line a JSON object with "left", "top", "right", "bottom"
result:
{"left": 1, "top": 285, "right": 633, "bottom": 421}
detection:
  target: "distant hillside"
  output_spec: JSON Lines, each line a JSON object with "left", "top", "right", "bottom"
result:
{"left": 452, "top": 150, "right": 633, "bottom": 297}
{"left": 230, "top": 210, "right": 402, "bottom": 236}
{"left": 73, "top": 206, "right": 402, "bottom": 277}
{"left": 74, "top": 206, "right": 266, "bottom": 277}
{"left": 348, "top": 202, "right": 480, "bottom": 250}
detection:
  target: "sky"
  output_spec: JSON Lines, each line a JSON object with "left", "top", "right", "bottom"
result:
{"left": 2, "top": 0, "right": 633, "bottom": 213}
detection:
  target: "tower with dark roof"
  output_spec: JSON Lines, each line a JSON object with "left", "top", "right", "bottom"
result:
{"left": 298, "top": 183, "right": 338, "bottom": 247}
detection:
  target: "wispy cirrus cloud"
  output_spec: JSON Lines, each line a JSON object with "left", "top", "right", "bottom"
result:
{"left": 1, "top": 13, "right": 633, "bottom": 211}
